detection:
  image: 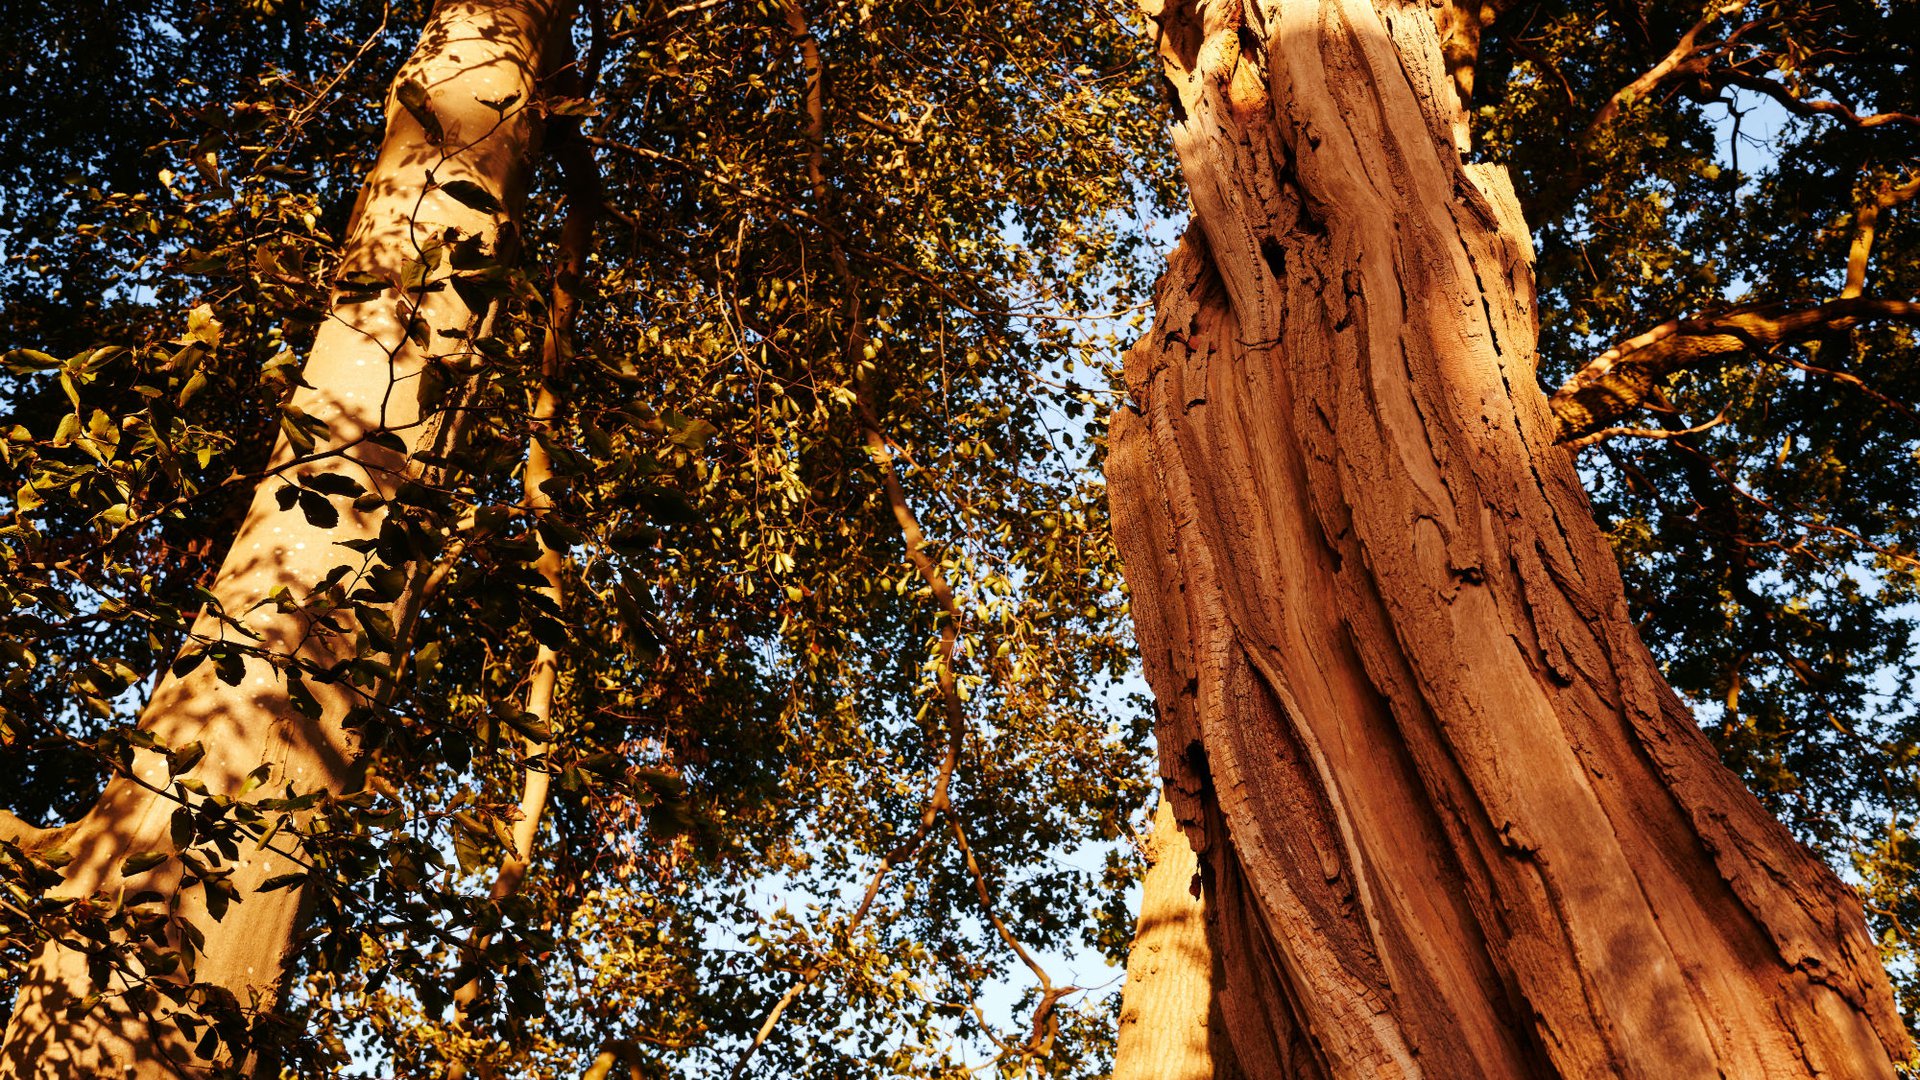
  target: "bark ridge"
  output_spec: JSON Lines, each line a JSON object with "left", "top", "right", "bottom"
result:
{"left": 1108, "top": 1, "right": 1908, "bottom": 1076}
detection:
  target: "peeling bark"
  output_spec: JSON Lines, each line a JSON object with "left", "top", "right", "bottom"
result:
{"left": 1108, "top": 1, "right": 1908, "bottom": 1076}
{"left": 0, "top": 3, "right": 568, "bottom": 1074}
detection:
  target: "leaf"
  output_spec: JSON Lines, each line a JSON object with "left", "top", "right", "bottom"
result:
{"left": 365, "top": 566, "right": 408, "bottom": 602}
{"left": 186, "top": 303, "right": 223, "bottom": 347}
{"left": 395, "top": 80, "right": 443, "bottom": 144}
{"left": 275, "top": 484, "right": 301, "bottom": 512}
{"left": 335, "top": 270, "right": 388, "bottom": 300}
{"left": 437, "top": 179, "right": 503, "bottom": 215}
{"left": 212, "top": 650, "right": 246, "bottom": 687}
{"left": 363, "top": 610, "right": 399, "bottom": 653}
{"left": 304, "top": 472, "right": 365, "bottom": 498}
{"left": 298, "top": 489, "right": 340, "bottom": 529}
{"left": 177, "top": 371, "right": 210, "bottom": 406}
{"left": 419, "top": 361, "right": 450, "bottom": 410}
{"left": 239, "top": 763, "right": 272, "bottom": 796}
{"left": 668, "top": 417, "right": 719, "bottom": 451}
{"left": 287, "top": 677, "right": 322, "bottom": 720}
{"left": 170, "top": 808, "right": 195, "bottom": 850}
{"left": 166, "top": 741, "right": 205, "bottom": 776}
{"left": 529, "top": 614, "right": 570, "bottom": 651}
{"left": 501, "top": 710, "right": 555, "bottom": 742}
{"left": 364, "top": 430, "right": 408, "bottom": 455}
{"left": 120, "top": 851, "right": 169, "bottom": 876}
{"left": 2, "top": 348, "right": 61, "bottom": 373}
{"left": 203, "top": 881, "right": 232, "bottom": 922}
{"left": 259, "top": 873, "right": 307, "bottom": 892}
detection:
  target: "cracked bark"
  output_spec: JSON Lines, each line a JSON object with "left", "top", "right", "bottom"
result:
{"left": 1107, "top": 1, "right": 1908, "bottom": 1076}
{"left": 0, "top": 2, "right": 569, "bottom": 1075}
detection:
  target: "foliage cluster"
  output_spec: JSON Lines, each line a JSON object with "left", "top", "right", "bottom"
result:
{"left": 0, "top": 0, "right": 1915, "bottom": 1074}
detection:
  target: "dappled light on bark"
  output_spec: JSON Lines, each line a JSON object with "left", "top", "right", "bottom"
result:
{"left": 0, "top": 2, "right": 567, "bottom": 1074}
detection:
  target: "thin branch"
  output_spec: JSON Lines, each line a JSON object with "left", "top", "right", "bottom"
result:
{"left": 444, "top": 57, "right": 602, "bottom": 1076}
{"left": 1710, "top": 68, "right": 1920, "bottom": 131}
{"left": 1565, "top": 408, "right": 1728, "bottom": 450}
{"left": 1581, "top": 1, "right": 1743, "bottom": 146}
{"left": 726, "top": 4, "right": 1060, "bottom": 1073}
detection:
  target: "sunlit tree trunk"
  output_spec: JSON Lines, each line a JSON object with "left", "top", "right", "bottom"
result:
{"left": 0, "top": 2, "right": 567, "bottom": 1074}
{"left": 1113, "top": 795, "right": 1237, "bottom": 1080}
{"left": 1106, "top": 1, "right": 1909, "bottom": 1076}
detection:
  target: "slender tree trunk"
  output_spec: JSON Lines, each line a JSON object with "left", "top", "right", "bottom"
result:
{"left": 1113, "top": 795, "right": 1238, "bottom": 1080}
{"left": 1106, "top": 1, "right": 1909, "bottom": 1076}
{"left": 0, "top": 3, "right": 567, "bottom": 1074}
{"left": 446, "top": 88, "right": 600, "bottom": 1078}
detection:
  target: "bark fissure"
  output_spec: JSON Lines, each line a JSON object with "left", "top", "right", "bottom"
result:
{"left": 1109, "top": 1, "right": 1906, "bottom": 1076}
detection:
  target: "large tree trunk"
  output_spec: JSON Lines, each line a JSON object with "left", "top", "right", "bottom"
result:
{"left": 1, "top": 2, "right": 567, "bottom": 1074}
{"left": 1105, "top": 1, "right": 1909, "bottom": 1077}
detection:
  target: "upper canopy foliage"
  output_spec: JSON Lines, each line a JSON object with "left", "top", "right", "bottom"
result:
{"left": 0, "top": 0, "right": 1914, "bottom": 1075}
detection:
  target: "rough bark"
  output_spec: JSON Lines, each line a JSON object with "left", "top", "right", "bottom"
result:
{"left": 1107, "top": 1, "right": 1909, "bottom": 1077}
{"left": 0, "top": 2, "right": 567, "bottom": 1074}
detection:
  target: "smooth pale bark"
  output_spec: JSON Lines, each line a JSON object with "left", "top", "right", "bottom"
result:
{"left": 1113, "top": 796, "right": 1238, "bottom": 1080}
{"left": 0, "top": 2, "right": 567, "bottom": 1074}
{"left": 1106, "top": 1, "right": 1908, "bottom": 1077}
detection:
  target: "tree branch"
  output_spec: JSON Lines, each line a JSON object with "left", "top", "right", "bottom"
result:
{"left": 1844, "top": 171, "right": 1920, "bottom": 298}
{"left": 1550, "top": 296, "right": 1920, "bottom": 441}
{"left": 1709, "top": 68, "right": 1920, "bottom": 130}
{"left": 1580, "top": 1, "right": 1743, "bottom": 146}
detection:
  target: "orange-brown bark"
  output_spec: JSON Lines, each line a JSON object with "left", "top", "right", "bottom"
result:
{"left": 0, "top": 3, "right": 568, "bottom": 1075}
{"left": 1107, "top": 1, "right": 1908, "bottom": 1076}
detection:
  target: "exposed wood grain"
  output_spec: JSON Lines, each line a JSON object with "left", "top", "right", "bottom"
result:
{"left": 1108, "top": 1, "right": 1909, "bottom": 1075}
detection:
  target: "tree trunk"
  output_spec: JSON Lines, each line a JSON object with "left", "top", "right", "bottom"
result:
{"left": 1106, "top": 1, "right": 1909, "bottom": 1077}
{"left": 1113, "top": 795, "right": 1239, "bottom": 1080}
{"left": 1, "top": 2, "right": 567, "bottom": 1074}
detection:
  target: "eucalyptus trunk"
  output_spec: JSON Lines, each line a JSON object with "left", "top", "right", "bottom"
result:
{"left": 1106, "top": 1, "right": 1909, "bottom": 1076}
{"left": 0, "top": 2, "right": 566, "bottom": 1074}
{"left": 1113, "top": 796, "right": 1236, "bottom": 1080}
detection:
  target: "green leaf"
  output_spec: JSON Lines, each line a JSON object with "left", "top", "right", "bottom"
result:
{"left": 177, "top": 371, "right": 210, "bottom": 406}
{"left": 365, "top": 566, "right": 408, "bottom": 602}
{"left": 2, "top": 348, "right": 61, "bottom": 373}
{"left": 120, "top": 851, "right": 169, "bottom": 876}
{"left": 287, "top": 677, "right": 322, "bottom": 720}
{"left": 298, "top": 489, "right": 340, "bottom": 529}
{"left": 170, "top": 808, "right": 195, "bottom": 850}
{"left": 239, "top": 763, "right": 272, "bottom": 796}
{"left": 364, "top": 430, "right": 408, "bottom": 455}
{"left": 167, "top": 741, "right": 206, "bottom": 776}
{"left": 258, "top": 873, "right": 307, "bottom": 892}
{"left": 212, "top": 650, "right": 245, "bottom": 687}
{"left": 501, "top": 710, "right": 555, "bottom": 742}
{"left": 305, "top": 472, "right": 365, "bottom": 498}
